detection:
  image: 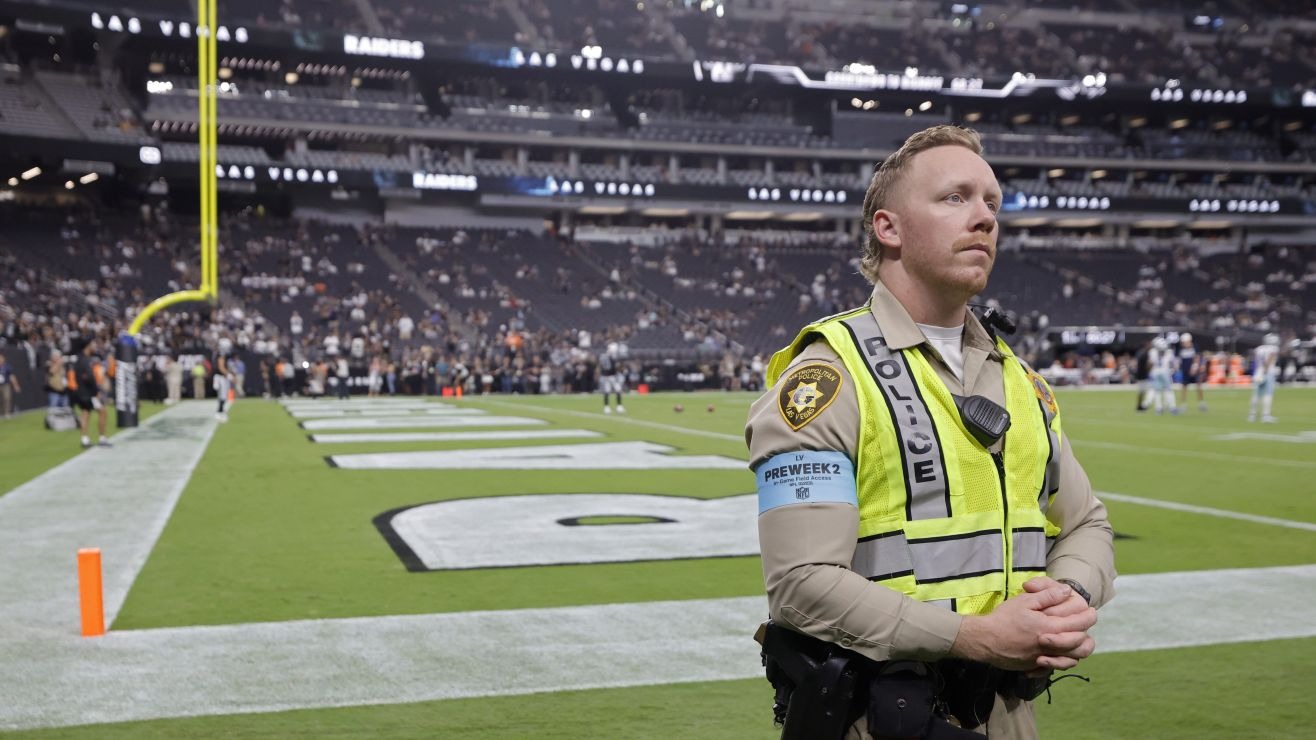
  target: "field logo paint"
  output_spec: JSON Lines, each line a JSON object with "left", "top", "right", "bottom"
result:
{"left": 375, "top": 493, "right": 757, "bottom": 570}
{"left": 329, "top": 441, "right": 745, "bottom": 470}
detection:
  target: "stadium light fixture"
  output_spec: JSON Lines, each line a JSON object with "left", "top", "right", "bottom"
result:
{"left": 64, "top": 180, "right": 74, "bottom": 190}
{"left": 1011, "top": 113, "right": 1031, "bottom": 124}
{"left": 20, "top": 166, "right": 40, "bottom": 180}
{"left": 1212, "top": 119, "right": 1232, "bottom": 130}
{"left": 851, "top": 97, "right": 862, "bottom": 108}
{"left": 1282, "top": 121, "right": 1301, "bottom": 132}
{"left": 863, "top": 100, "right": 877, "bottom": 110}
{"left": 1090, "top": 170, "right": 1107, "bottom": 179}
{"left": 904, "top": 108, "right": 913, "bottom": 117}
{"left": 79, "top": 173, "right": 99, "bottom": 185}
{"left": 6, "top": 177, "right": 16, "bottom": 187}
{"left": 1169, "top": 118, "right": 1189, "bottom": 129}
{"left": 1128, "top": 116, "right": 1147, "bottom": 128}
{"left": 285, "top": 71, "right": 299, "bottom": 85}
{"left": 919, "top": 100, "right": 933, "bottom": 111}
{"left": 1047, "top": 168, "right": 1065, "bottom": 178}
{"left": 964, "top": 111, "right": 981, "bottom": 122}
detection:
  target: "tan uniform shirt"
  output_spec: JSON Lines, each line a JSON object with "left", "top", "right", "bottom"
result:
{"left": 746, "top": 282, "right": 1116, "bottom": 738}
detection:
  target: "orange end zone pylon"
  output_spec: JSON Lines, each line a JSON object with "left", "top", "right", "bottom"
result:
{"left": 77, "top": 548, "right": 105, "bottom": 637}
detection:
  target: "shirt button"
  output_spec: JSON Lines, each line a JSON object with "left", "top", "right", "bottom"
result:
{"left": 839, "top": 637, "right": 854, "bottom": 648}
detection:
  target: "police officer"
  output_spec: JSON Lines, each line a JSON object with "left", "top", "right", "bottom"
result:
{"left": 747, "top": 125, "right": 1115, "bottom": 739}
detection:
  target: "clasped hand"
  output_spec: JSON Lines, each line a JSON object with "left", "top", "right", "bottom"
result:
{"left": 951, "top": 576, "right": 1097, "bottom": 675}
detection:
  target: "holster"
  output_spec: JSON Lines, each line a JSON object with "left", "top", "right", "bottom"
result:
{"left": 757, "top": 622, "right": 865, "bottom": 740}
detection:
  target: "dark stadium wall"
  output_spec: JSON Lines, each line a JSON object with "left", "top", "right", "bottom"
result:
{"left": 382, "top": 201, "right": 547, "bottom": 231}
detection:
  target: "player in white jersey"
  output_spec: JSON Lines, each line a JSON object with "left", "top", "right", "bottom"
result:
{"left": 1147, "top": 337, "right": 1178, "bottom": 415}
{"left": 1248, "top": 334, "right": 1281, "bottom": 423}
{"left": 598, "top": 342, "right": 625, "bottom": 414}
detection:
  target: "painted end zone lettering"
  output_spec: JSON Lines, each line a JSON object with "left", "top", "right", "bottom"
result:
{"left": 756, "top": 451, "right": 856, "bottom": 514}
{"left": 375, "top": 493, "right": 759, "bottom": 570}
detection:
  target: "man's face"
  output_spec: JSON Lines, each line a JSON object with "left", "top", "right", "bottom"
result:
{"left": 880, "top": 145, "right": 1002, "bottom": 300}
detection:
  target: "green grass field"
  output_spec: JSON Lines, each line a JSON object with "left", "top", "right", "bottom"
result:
{"left": 2, "top": 387, "right": 1313, "bottom": 738}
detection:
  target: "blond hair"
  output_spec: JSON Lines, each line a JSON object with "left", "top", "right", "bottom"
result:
{"left": 859, "top": 125, "right": 984, "bottom": 282}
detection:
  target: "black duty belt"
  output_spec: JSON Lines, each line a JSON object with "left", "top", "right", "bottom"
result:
{"left": 757, "top": 621, "right": 1047, "bottom": 740}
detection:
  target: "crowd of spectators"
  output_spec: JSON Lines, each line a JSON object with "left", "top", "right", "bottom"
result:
{"left": 2, "top": 204, "right": 1313, "bottom": 417}
{"left": 199, "top": 0, "right": 1316, "bottom": 92}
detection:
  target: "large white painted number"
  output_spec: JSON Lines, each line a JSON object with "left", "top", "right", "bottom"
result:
{"left": 380, "top": 493, "right": 758, "bottom": 570}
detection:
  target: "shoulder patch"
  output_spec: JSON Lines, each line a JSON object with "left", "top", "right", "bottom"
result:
{"left": 777, "top": 362, "right": 843, "bottom": 431}
{"left": 1028, "top": 371, "right": 1058, "bottom": 415}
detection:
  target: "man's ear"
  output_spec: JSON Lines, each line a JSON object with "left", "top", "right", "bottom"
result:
{"left": 872, "top": 209, "right": 901, "bottom": 252}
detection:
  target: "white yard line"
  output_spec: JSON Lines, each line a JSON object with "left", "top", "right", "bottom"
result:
{"left": 478, "top": 399, "right": 745, "bottom": 444}
{"left": 286, "top": 408, "right": 490, "bottom": 419}
{"left": 310, "top": 430, "right": 602, "bottom": 444}
{"left": 301, "top": 416, "right": 548, "bottom": 431}
{"left": 1073, "top": 439, "right": 1316, "bottom": 469}
{"left": 1097, "top": 491, "right": 1316, "bottom": 532}
{"left": 1211, "top": 431, "right": 1316, "bottom": 443}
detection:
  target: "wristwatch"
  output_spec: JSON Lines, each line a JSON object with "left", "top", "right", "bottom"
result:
{"left": 1057, "top": 578, "right": 1092, "bottom": 606}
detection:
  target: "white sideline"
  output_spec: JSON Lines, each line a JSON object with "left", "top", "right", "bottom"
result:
{"left": 0, "top": 401, "right": 219, "bottom": 636}
{"left": 2, "top": 566, "right": 1314, "bottom": 730}
{"left": 2, "top": 400, "right": 1314, "bottom": 730}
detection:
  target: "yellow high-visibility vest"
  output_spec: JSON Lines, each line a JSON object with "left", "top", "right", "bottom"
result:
{"left": 769, "top": 306, "right": 1063, "bottom": 615}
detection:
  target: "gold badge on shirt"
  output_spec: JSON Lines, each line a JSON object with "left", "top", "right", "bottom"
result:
{"left": 1029, "top": 371, "right": 1059, "bottom": 415}
{"left": 778, "top": 363, "right": 843, "bottom": 431}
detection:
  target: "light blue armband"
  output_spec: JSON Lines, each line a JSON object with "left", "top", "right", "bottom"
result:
{"left": 756, "top": 451, "right": 857, "bottom": 514}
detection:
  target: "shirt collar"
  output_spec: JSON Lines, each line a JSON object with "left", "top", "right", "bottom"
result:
{"left": 867, "top": 281, "right": 1003, "bottom": 359}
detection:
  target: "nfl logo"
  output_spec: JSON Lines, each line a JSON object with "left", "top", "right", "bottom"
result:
{"left": 795, "top": 487, "right": 810, "bottom": 500}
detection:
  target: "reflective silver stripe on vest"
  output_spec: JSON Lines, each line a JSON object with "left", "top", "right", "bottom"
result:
{"left": 856, "top": 529, "right": 1003, "bottom": 584}
{"left": 853, "top": 530, "right": 915, "bottom": 581}
{"left": 841, "top": 312, "right": 951, "bottom": 520}
{"left": 925, "top": 599, "right": 955, "bottom": 611}
{"left": 1011, "top": 527, "right": 1047, "bottom": 572}
{"left": 907, "top": 529, "right": 1003, "bottom": 583}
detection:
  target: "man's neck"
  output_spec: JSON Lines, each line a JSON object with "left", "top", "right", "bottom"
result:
{"left": 880, "top": 272, "right": 970, "bottom": 327}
